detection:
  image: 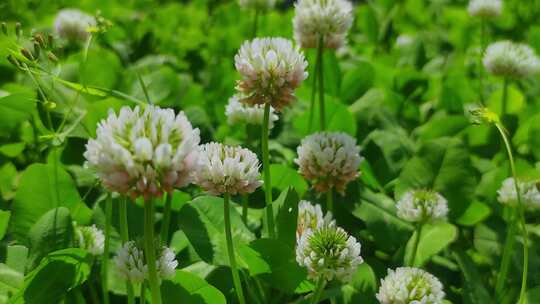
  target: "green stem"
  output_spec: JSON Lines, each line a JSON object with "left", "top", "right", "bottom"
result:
{"left": 494, "top": 123, "right": 529, "bottom": 303}
{"left": 408, "top": 223, "right": 422, "bottom": 266}
{"left": 119, "top": 198, "right": 135, "bottom": 304}
{"left": 242, "top": 194, "right": 249, "bottom": 225}
{"left": 495, "top": 209, "right": 518, "bottom": 300}
{"left": 224, "top": 194, "right": 246, "bottom": 304}
{"left": 144, "top": 199, "right": 161, "bottom": 304}
{"left": 501, "top": 78, "right": 509, "bottom": 117}
{"left": 308, "top": 49, "right": 319, "bottom": 132}
{"left": 160, "top": 193, "right": 172, "bottom": 244}
{"left": 101, "top": 195, "right": 112, "bottom": 304}
{"left": 262, "top": 103, "right": 276, "bottom": 238}
{"left": 310, "top": 277, "right": 326, "bottom": 304}
{"left": 140, "top": 283, "right": 146, "bottom": 304}
{"left": 317, "top": 36, "right": 326, "bottom": 131}
{"left": 478, "top": 19, "right": 486, "bottom": 105}
{"left": 326, "top": 189, "right": 333, "bottom": 215}
{"left": 251, "top": 9, "right": 259, "bottom": 38}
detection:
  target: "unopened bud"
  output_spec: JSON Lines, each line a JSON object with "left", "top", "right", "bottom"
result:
{"left": 1, "top": 22, "right": 7, "bottom": 35}
{"left": 15, "top": 22, "right": 21, "bottom": 38}
{"left": 21, "top": 48, "right": 33, "bottom": 61}
{"left": 47, "top": 52, "right": 58, "bottom": 63}
{"left": 33, "top": 42, "right": 40, "bottom": 58}
{"left": 44, "top": 101, "right": 57, "bottom": 110}
{"left": 34, "top": 33, "right": 46, "bottom": 49}
{"left": 48, "top": 33, "right": 54, "bottom": 49}
{"left": 7, "top": 55, "right": 20, "bottom": 68}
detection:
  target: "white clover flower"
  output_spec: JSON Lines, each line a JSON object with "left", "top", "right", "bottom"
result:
{"left": 114, "top": 241, "right": 146, "bottom": 284}
{"left": 84, "top": 105, "right": 200, "bottom": 200}
{"left": 497, "top": 178, "right": 540, "bottom": 210}
{"left": 295, "top": 132, "right": 362, "bottom": 194}
{"left": 54, "top": 9, "right": 96, "bottom": 42}
{"left": 396, "top": 190, "right": 448, "bottom": 223}
{"left": 395, "top": 34, "right": 415, "bottom": 50}
{"left": 297, "top": 200, "right": 334, "bottom": 240}
{"left": 376, "top": 267, "right": 445, "bottom": 304}
{"left": 225, "top": 95, "right": 279, "bottom": 129}
{"left": 296, "top": 224, "right": 363, "bottom": 283}
{"left": 234, "top": 37, "right": 308, "bottom": 111}
{"left": 76, "top": 225, "right": 104, "bottom": 256}
{"left": 195, "top": 142, "right": 262, "bottom": 195}
{"left": 293, "top": 0, "right": 354, "bottom": 49}
{"left": 155, "top": 246, "right": 178, "bottom": 279}
{"left": 483, "top": 41, "right": 540, "bottom": 79}
{"left": 238, "top": 0, "right": 276, "bottom": 11}
{"left": 468, "top": 0, "right": 502, "bottom": 18}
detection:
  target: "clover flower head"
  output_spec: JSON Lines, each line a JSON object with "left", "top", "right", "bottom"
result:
{"left": 396, "top": 189, "right": 448, "bottom": 223}
{"left": 195, "top": 142, "right": 262, "bottom": 195}
{"left": 76, "top": 224, "right": 104, "bottom": 256}
{"left": 225, "top": 95, "right": 279, "bottom": 129}
{"left": 54, "top": 9, "right": 96, "bottom": 42}
{"left": 297, "top": 200, "right": 334, "bottom": 239}
{"left": 293, "top": 0, "right": 354, "bottom": 49}
{"left": 483, "top": 41, "right": 540, "bottom": 79}
{"left": 376, "top": 267, "right": 445, "bottom": 304}
{"left": 238, "top": 0, "right": 276, "bottom": 11}
{"left": 114, "top": 241, "right": 146, "bottom": 284}
{"left": 296, "top": 224, "right": 362, "bottom": 283}
{"left": 497, "top": 177, "right": 540, "bottom": 210}
{"left": 234, "top": 37, "right": 308, "bottom": 111}
{"left": 395, "top": 34, "right": 415, "bottom": 50}
{"left": 155, "top": 246, "right": 178, "bottom": 279}
{"left": 468, "top": 0, "right": 502, "bottom": 18}
{"left": 295, "top": 132, "right": 362, "bottom": 194}
{"left": 84, "top": 105, "right": 201, "bottom": 200}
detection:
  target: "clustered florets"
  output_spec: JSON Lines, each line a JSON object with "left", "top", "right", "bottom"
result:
{"left": 467, "top": 0, "right": 502, "bottom": 19}
{"left": 483, "top": 41, "right": 540, "bottom": 79}
{"left": 76, "top": 224, "right": 105, "bottom": 256}
{"left": 293, "top": 0, "right": 354, "bottom": 49}
{"left": 84, "top": 105, "right": 200, "bottom": 200}
{"left": 238, "top": 0, "right": 276, "bottom": 11}
{"left": 396, "top": 189, "right": 449, "bottom": 223}
{"left": 497, "top": 177, "right": 540, "bottom": 210}
{"left": 195, "top": 142, "right": 262, "bottom": 195}
{"left": 297, "top": 200, "right": 334, "bottom": 239}
{"left": 234, "top": 37, "right": 308, "bottom": 111}
{"left": 376, "top": 267, "right": 445, "bottom": 304}
{"left": 295, "top": 132, "right": 362, "bottom": 194}
{"left": 54, "top": 9, "right": 96, "bottom": 42}
{"left": 225, "top": 95, "right": 279, "bottom": 128}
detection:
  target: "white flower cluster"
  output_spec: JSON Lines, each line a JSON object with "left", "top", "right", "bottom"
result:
{"left": 467, "top": 0, "right": 502, "bottom": 19}
{"left": 295, "top": 132, "right": 362, "bottom": 194}
{"left": 483, "top": 41, "right": 540, "bottom": 79}
{"left": 225, "top": 95, "right": 279, "bottom": 129}
{"left": 76, "top": 224, "right": 104, "bottom": 256}
{"left": 234, "top": 37, "right": 308, "bottom": 111}
{"left": 497, "top": 177, "right": 540, "bottom": 210}
{"left": 297, "top": 200, "right": 334, "bottom": 239}
{"left": 396, "top": 190, "right": 448, "bottom": 223}
{"left": 195, "top": 142, "right": 262, "bottom": 195}
{"left": 376, "top": 267, "right": 445, "bottom": 304}
{"left": 296, "top": 224, "right": 362, "bottom": 283}
{"left": 238, "top": 0, "right": 276, "bottom": 11}
{"left": 293, "top": 0, "right": 354, "bottom": 49}
{"left": 114, "top": 241, "right": 178, "bottom": 283}
{"left": 54, "top": 9, "right": 96, "bottom": 42}
{"left": 84, "top": 105, "right": 200, "bottom": 200}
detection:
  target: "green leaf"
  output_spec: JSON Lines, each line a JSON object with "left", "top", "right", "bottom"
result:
{"left": 272, "top": 188, "right": 299, "bottom": 248}
{"left": 270, "top": 164, "right": 308, "bottom": 197}
{"left": 161, "top": 270, "right": 226, "bottom": 304}
{"left": 395, "top": 138, "right": 478, "bottom": 218}
{"left": 0, "top": 210, "right": 10, "bottom": 241}
{"left": 405, "top": 222, "right": 458, "bottom": 267}
{"left": 78, "top": 48, "right": 121, "bottom": 89}
{"left": 487, "top": 84, "right": 524, "bottom": 116}
{"left": 340, "top": 61, "right": 375, "bottom": 104}
{"left": 0, "top": 162, "right": 17, "bottom": 200}
{"left": 0, "top": 142, "right": 25, "bottom": 158}
{"left": 0, "top": 263, "right": 23, "bottom": 300}
{"left": 177, "top": 196, "right": 254, "bottom": 266}
{"left": 338, "top": 263, "right": 378, "bottom": 304}
{"left": 453, "top": 250, "right": 493, "bottom": 304}
{"left": 0, "top": 93, "right": 36, "bottom": 136}
{"left": 6, "top": 245, "right": 28, "bottom": 274}
{"left": 415, "top": 115, "right": 469, "bottom": 141}
{"left": 82, "top": 97, "right": 131, "bottom": 138}
{"left": 11, "top": 163, "right": 85, "bottom": 241}
{"left": 456, "top": 201, "right": 491, "bottom": 226}
{"left": 10, "top": 248, "right": 92, "bottom": 304}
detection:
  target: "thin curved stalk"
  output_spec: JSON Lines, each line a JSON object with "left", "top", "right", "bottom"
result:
{"left": 160, "top": 193, "right": 172, "bottom": 244}
{"left": 119, "top": 197, "right": 135, "bottom": 304}
{"left": 101, "top": 194, "right": 112, "bottom": 304}
{"left": 224, "top": 194, "right": 246, "bottom": 304}
{"left": 408, "top": 224, "right": 422, "bottom": 267}
{"left": 317, "top": 36, "right": 326, "bottom": 131}
{"left": 495, "top": 209, "right": 517, "bottom": 300}
{"left": 262, "top": 103, "right": 276, "bottom": 238}
{"left": 144, "top": 198, "right": 161, "bottom": 304}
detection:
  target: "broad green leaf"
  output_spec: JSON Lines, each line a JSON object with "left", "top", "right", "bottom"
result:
{"left": 293, "top": 97, "right": 356, "bottom": 137}
{"left": 456, "top": 201, "right": 491, "bottom": 226}
{"left": 338, "top": 263, "right": 378, "bottom": 304}
{"left": 0, "top": 93, "right": 36, "bottom": 136}
{"left": 0, "top": 162, "right": 17, "bottom": 200}
{"left": 488, "top": 84, "right": 524, "bottom": 116}
{"left": 177, "top": 196, "right": 254, "bottom": 266}
{"left": 272, "top": 188, "right": 299, "bottom": 248}
{"left": 0, "top": 210, "right": 10, "bottom": 241}
{"left": 0, "top": 264, "right": 23, "bottom": 300}
{"left": 78, "top": 48, "right": 121, "bottom": 89}
{"left": 453, "top": 250, "right": 492, "bottom": 304}
{"left": 405, "top": 222, "right": 458, "bottom": 267}
{"left": 270, "top": 164, "right": 308, "bottom": 197}
{"left": 415, "top": 115, "right": 469, "bottom": 140}
{"left": 161, "top": 270, "right": 226, "bottom": 304}
{"left": 11, "top": 163, "right": 86, "bottom": 240}
{"left": 340, "top": 61, "right": 374, "bottom": 104}
{"left": 6, "top": 245, "right": 28, "bottom": 274}
{"left": 0, "top": 142, "right": 25, "bottom": 158}
{"left": 82, "top": 97, "right": 131, "bottom": 138}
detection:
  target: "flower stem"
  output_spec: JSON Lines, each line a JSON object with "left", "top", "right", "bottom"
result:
{"left": 310, "top": 277, "right": 326, "bottom": 304}
{"left": 251, "top": 9, "right": 259, "bottom": 38}
{"left": 101, "top": 194, "right": 112, "bottom": 304}
{"left": 478, "top": 19, "right": 486, "bottom": 105}
{"left": 326, "top": 188, "right": 333, "bottom": 215}
{"left": 308, "top": 50, "right": 319, "bottom": 131}
{"left": 224, "top": 194, "right": 246, "bottom": 304}
{"left": 494, "top": 123, "right": 529, "bottom": 303}
{"left": 144, "top": 198, "right": 161, "bottom": 304}
{"left": 317, "top": 35, "right": 326, "bottom": 131}
{"left": 501, "top": 78, "right": 509, "bottom": 117}
{"left": 140, "top": 283, "right": 146, "bottom": 304}
{"left": 119, "top": 197, "right": 135, "bottom": 304}
{"left": 262, "top": 103, "right": 276, "bottom": 238}
{"left": 242, "top": 194, "right": 249, "bottom": 225}
{"left": 495, "top": 209, "right": 518, "bottom": 300}
{"left": 160, "top": 193, "right": 172, "bottom": 244}
{"left": 408, "top": 223, "right": 422, "bottom": 266}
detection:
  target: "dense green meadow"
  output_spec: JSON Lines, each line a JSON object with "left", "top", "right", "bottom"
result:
{"left": 0, "top": 0, "right": 539, "bottom": 303}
